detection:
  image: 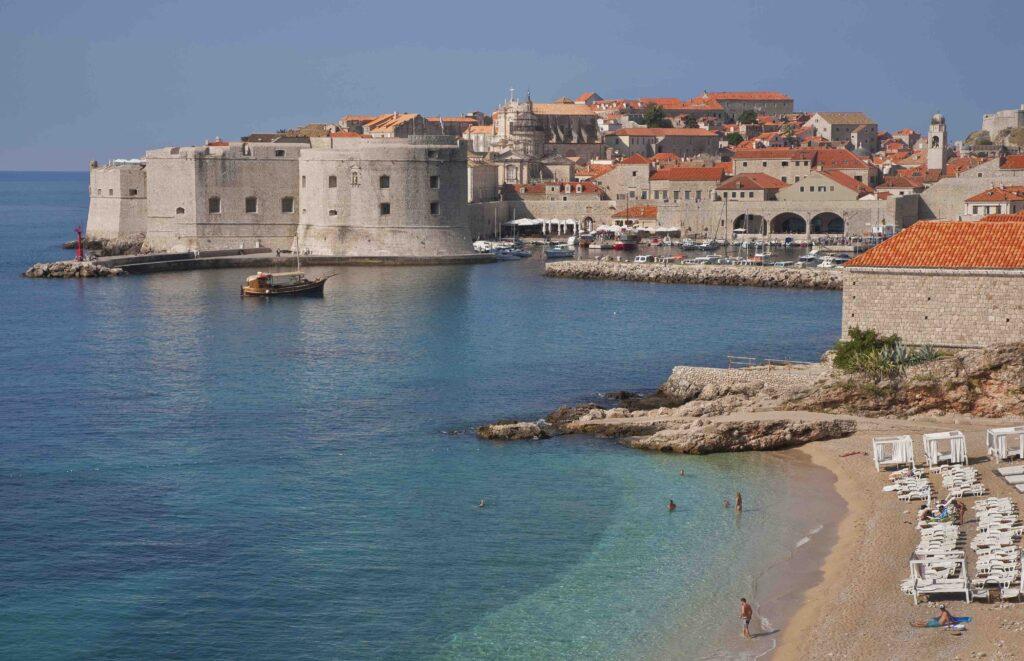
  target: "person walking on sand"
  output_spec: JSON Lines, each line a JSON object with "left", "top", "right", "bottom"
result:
{"left": 735, "top": 492, "right": 743, "bottom": 512}
{"left": 739, "top": 598, "right": 753, "bottom": 638}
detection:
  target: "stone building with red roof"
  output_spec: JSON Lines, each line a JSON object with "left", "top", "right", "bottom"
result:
{"left": 842, "top": 219, "right": 1024, "bottom": 347}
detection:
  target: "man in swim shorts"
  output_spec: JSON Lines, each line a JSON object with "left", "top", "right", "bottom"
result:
{"left": 739, "top": 598, "right": 753, "bottom": 638}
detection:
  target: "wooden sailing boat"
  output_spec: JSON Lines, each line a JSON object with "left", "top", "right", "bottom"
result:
{"left": 240, "top": 236, "right": 334, "bottom": 296}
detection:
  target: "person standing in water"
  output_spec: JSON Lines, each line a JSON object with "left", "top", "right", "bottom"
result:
{"left": 739, "top": 598, "right": 753, "bottom": 638}
{"left": 668, "top": 499, "right": 677, "bottom": 512}
{"left": 735, "top": 492, "right": 743, "bottom": 512}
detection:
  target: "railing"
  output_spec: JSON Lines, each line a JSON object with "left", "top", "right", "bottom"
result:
{"left": 726, "top": 355, "right": 816, "bottom": 369}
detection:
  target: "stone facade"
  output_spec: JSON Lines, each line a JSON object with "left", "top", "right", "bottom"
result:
{"left": 918, "top": 159, "right": 1024, "bottom": 220}
{"left": 842, "top": 267, "right": 1024, "bottom": 347}
{"left": 87, "top": 161, "right": 148, "bottom": 239}
{"left": 298, "top": 135, "right": 472, "bottom": 257}
{"left": 982, "top": 105, "right": 1024, "bottom": 136}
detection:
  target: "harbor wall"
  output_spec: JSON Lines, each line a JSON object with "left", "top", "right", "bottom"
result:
{"left": 544, "top": 260, "right": 843, "bottom": 290}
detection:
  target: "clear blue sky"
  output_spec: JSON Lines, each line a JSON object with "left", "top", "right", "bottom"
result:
{"left": 1, "top": 0, "right": 1022, "bottom": 170}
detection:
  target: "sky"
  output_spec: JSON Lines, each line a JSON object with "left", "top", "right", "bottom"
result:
{"left": 1, "top": 0, "right": 1022, "bottom": 171}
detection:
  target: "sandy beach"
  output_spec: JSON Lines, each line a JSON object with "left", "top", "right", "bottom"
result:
{"left": 776, "top": 413, "right": 1024, "bottom": 660}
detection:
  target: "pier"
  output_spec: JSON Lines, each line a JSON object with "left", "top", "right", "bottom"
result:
{"left": 544, "top": 260, "right": 843, "bottom": 290}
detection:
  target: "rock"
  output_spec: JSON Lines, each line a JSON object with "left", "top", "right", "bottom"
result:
{"left": 544, "top": 261, "right": 842, "bottom": 291}
{"left": 546, "top": 403, "right": 603, "bottom": 425}
{"left": 62, "top": 234, "right": 150, "bottom": 257}
{"left": 22, "top": 261, "right": 125, "bottom": 278}
{"left": 626, "top": 418, "right": 857, "bottom": 454}
{"left": 476, "top": 421, "right": 549, "bottom": 441}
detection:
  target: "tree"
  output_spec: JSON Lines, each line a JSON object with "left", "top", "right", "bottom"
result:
{"left": 682, "top": 115, "right": 699, "bottom": 129}
{"left": 643, "top": 104, "right": 671, "bottom": 128}
{"left": 725, "top": 132, "right": 743, "bottom": 146}
{"left": 737, "top": 110, "right": 758, "bottom": 125}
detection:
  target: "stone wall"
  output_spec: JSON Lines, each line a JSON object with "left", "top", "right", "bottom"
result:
{"left": 918, "top": 159, "right": 1024, "bottom": 220}
{"left": 86, "top": 162, "right": 148, "bottom": 239}
{"left": 842, "top": 267, "right": 1024, "bottom": 347}
{"left": 298, "top": 135, "right": 474, "bottom": 257}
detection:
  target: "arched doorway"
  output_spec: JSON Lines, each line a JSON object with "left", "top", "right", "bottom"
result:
{"left": 770, "top": 213, "right": 807, "bottom": 234}
{"left": 810, "top": 212, "right": 844, "bottom": 234}
{"left": 733, "top": 214, "right": 765, "bottom": 235}
{"left": 583, "top": 216, "right": 594, "bottom": 232}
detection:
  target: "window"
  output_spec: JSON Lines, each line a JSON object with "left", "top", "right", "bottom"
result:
{"left": 800, "top": 186, "right": 804, "bottom": 192}
{"left": 762, "top": 162, "right": 767, "bottom": 167}
{"left": 208, "top": 196, "right": 221, "bottom": 213}
{"left": 781, "top": 161, "right": 789, "bottom": 167}
{"left": 176, "top": 207, "right": 185, "bottom": 214}
{"left": 427, "top": 150, "right": 438, "bottom": 158}
{"left": 351, "top": 170, "right": 360, "bottom": 185}
{"left": 632, "top": 171, "right": 637, "bottom": 177}
{"left": 430, "top": 175, "right": 439, "bottom": 189}
{"left": 430, "top": 201, "right": 439, "bottom": 215}
{"left": 281, "top": 196, "right": 294, "bottom": 213}
{"left": 684, "top": 191, "right": 690, "bottom": 200}
{"left": 379, "top": 203, "right": 390, "bottom": 215}
{"left": 301, "top": 175, "right": 306, "bottom": 188}
{"left": 379, "top": 175, "right": 390, "bottom": 189}
{"left": 673, "top": 191, "right": 680, "bottom": 201}
{"left": 274, "top": 149, "right": 285, "bottom": 157}
{"left": 695, "top": 191, "right": 701, "bottom": 201}
{"left": 329, "top": 175, "right": 339, "bottom": 188}
{"left": 742, "top": 162, "right": 748, "bottom": 166}
{"left": 96, "top": 188, "right": 101, "bottom": 194}
{"left": 129, "top": 189, "right": 138, "bottom": 196}
{"left": 854, "top": 175, "right": 863, "bottom": 182}
{"left": 781, "top": 177, "right": 787, "bottom": 183}
{"left": 328, "top": 209, "right": 338, "bottom": 216}
{"left": 108, "top": 189, "right": 113, "bottom": 195}
{"left": 245, "top": 196, "right": 258, "bottom": 213}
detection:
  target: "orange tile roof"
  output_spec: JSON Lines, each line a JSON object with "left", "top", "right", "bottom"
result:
{"left": 609, "top": 128, "right": 716, "bottom": 137}
{"left": 639, "top": 97, "right": 686, "bottom": 110}
{"left": 717, "top": 173, "right": 786, "bottom": 190}
{"left": 650, "top": 152, "right": 681, "bottom": 162}
{"left": 576, "top": 92, "right": 601, "bottom": 103}
{"left": 877, "top": 175, "right": 921, "bottom": 189}
{"left": 1000, "top": 155, "right": 1024, "bottom": 170}
{"left": 846, "top": 220, "right": 1024, "bottom": 270}
{"left": 965, "top": 186, "right": 1024, "bottom": 203}
{"left": 650, "top": 166, "right": 727, "bottom": 182}
{"left": 532, "top": 103, "right": 596, "bottom": 116}
{"left": 578, "top": 164, "right": 615, "bottom": 179}
{"left": 816, "top": 148, "right": 869, "bottom": 170}
{"left": 466, "top": 124, "right": 495, "bottom": 134}
{"left": 681, "top": 97, "right": 725, "bottom": 111}
{"left": 328, "top": 131, "right": 371, "bottom": 139}
{"left": 620, "top": 154, "right": 651, "bottom": 164}
{"left": 946, "top": 155, "right": 990, "bottom": 176}
{"left": 820, "top": 170, "right": 873, "bottom": 196}
{"left": 612, "top": 205, "right": 658, "bottom": 219}
{"left": 707, "top": 91, "right": 792, "bottom": 101}
{"left": 981, "top": 213, "right": 1024, "bottom": 222}
{"left": 733, "top": 147, "right": 818, "bottom": 160}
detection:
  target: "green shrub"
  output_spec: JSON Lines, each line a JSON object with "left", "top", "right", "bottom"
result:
{"left": 833, "top": 328, "right": 939, "bottom": 381}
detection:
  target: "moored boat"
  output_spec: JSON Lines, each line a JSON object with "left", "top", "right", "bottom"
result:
{"left": 241, "top": 271, "right": 333, "bottom": 296}
{"left": 544, "top": 244, "right": 574, "bottom": 259}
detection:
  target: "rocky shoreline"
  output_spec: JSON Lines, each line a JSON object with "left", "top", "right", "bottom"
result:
{"left": 62, "top": 234, "right": 150, "bottom": 257}
{"left": 23, "top": 260, "right": 125, "bottom": 278}
{"left": 544, "top": 260, "right": 843, "bottom": 290}
{"left": 476, "top": 343, "right": 1024, "bottom": 454}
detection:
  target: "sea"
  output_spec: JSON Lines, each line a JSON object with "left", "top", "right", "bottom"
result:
{"left": 0, "top": 171, "right": 843, "bottom": 660}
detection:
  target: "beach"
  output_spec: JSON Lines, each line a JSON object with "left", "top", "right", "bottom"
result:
{"left": 777, "top": 413, "right": 1024, "bottom": 660}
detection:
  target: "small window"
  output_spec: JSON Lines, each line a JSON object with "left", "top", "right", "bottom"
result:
{"left": 328, "top": 175, "right": 337, "bottom": 188}
{"left": 380, "top": 203, "right": 391, "bottom": 215}
{"left": 281, "top": 196, "right": 294, "bottom": 213}
{"left": 245, "top": 196, "right": 258, "bottom": 213}
{"left": 430, "top": 201, "right": 439, "bottom": 215}
{"left": 328, "top": 209, "right": 338, "bottom": 216}
{"left": 208, "top": 196, "right": 221, "bottom": 213}
{"left": 176, "top": 207, "right": 185, "bottom": 214}
{"left": 95, "top": 188, "right": 101, "bottom": 194}
{"left": 108, "top": 189, "right": 113, "bottom": 195}
{"left": 351, "top": 171, "right": 360, "bottom": 185}
{"left": 301, "top": 175, "right": 306, "bottom": 188}
{"left": 129, "top": 188, "right": 138, "bottom": 196}
{"left": 427, "top": 150, "right": 438, "bottom": 158}
{"left": 429, "top": 175, "right": 439, "bottom": 189}
{"left": 274, "top": 149, "right": 285, "bottom": 157}
{"left": 379, "top": 175, "right": 390, "bottom": 189}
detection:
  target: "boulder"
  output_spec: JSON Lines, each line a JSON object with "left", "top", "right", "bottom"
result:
{"left": 476, "top": 421, "right": 550, "bottom": 441}
{"left": 627, "top": 418, "right": 857, "bottom": 454}
{"left": 23, "top": 261, "right": 125, "bottom": 278}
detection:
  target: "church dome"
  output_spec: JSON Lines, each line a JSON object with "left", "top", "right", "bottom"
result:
{"left": 931, "top": 113, "right": 945, "bottom": 125}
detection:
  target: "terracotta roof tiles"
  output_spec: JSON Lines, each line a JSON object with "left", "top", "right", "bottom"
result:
{"left": 612, "top": 205, "right": 658, "bottom": 219}
{"left": 846, "top": 220, "right": 1024, "bottom": 270}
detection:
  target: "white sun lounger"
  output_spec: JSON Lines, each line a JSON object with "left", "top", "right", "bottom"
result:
{"left": 1005, "top": 474, "right": 1024, "bottom": 485}
{"left": 997, "top": 465, "right": 1024, "bottom": 477}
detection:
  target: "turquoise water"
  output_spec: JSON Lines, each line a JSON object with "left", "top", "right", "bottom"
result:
{"left": 0, "top": 172, "right": 842, "bottom": 659}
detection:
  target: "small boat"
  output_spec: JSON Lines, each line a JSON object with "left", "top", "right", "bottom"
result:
{"left": 241, "top": 271, "right": 332, "bottom": 296}
{"left": 633, "top": 254, "right": 654, "bottom": 263}
{"left": 612, "top": 235, "right": 638, "bottom": 250}
{"left": 544, "top": 244, "right": 574, "bottom": 259}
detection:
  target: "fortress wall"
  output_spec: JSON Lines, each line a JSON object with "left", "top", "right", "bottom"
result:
{"left": 917, "top": 160, "right": 1024, "bottom": 220}
{"left": 85, "top": 163, "right": 148, "bottom": 239}
{"left": 298, "top": 136, "right": 474, "bottom": 257}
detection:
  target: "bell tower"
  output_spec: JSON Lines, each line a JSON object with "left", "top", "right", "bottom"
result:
{"left": 928, "top": 112, "right": 947, "bottom": 172}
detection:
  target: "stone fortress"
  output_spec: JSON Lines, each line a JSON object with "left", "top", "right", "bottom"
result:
{"left": 86, "top": 91, "right": 1024, "bottom": 255}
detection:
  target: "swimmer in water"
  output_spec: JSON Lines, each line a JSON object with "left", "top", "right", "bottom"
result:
{"left": 735, "top": 492, "right": 743, "bottom": 512}
{"left": 668, "top": 499, "right": 677, "bottom": 512}
{"left": 478, "top": 500, "right": 486, "bottom": 508}
{"left": 679, "top": 468, "right": 685, "bottom": 476}
{"left": 724, "top": 498, "right": 731, "bottom": 508}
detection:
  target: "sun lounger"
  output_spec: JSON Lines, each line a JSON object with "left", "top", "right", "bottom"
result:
{"left": 997, "top": 465, "right": 1024, "bottom": 477}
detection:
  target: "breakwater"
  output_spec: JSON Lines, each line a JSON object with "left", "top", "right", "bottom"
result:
{"left": 544, "top": 260, "right": 843, "bottom": 290}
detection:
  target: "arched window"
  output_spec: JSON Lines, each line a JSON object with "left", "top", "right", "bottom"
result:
{"left": 208, "top": 196, "right": 221, "bottom": 213}
{"left": 175, "top": 207, "right": 185, "bottom": 215}
{"left": 328, "top": 175, "right": 338, "bottom": 188}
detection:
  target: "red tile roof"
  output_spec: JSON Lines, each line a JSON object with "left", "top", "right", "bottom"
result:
{"left": 965, "top": 186, "right": 1024, "bottom": 203}
{"left": 946, "top": 155, "right": 990, "bottom": 176}
{"left": 620, "top": 154, "right": 651, "bottom": 164}
{"left": 733, "top": 147, "right": 818, "bottom": 160}
{"left": 707, "top": 91, "right": 792, "bottom": 101}
{"left": 650, "top": 166, "right": 727, "bottom": 182}
{"left": 846, "top": 220, "right": 1024, "bottom": 270}
{"left": 820, "top": 170, "right": 873, "bottom": 196}
{"left": 612, "top": 205, "right": 658, "bottom": 219}
{"left": 981, "top": 213, "right": 1024, "bottom": 222}
{"left": 328, "top": 131, "right": 370, "bottom": 139}
{"left": 1001, "top": 155, "right": 1024, "bottom": 170}
{"left": 650, "top": 152, "right": 681, "bottom": 161}
{"left": 717, "top": 173, "right": 786, "bottom": 190}
{"left": 816, "top": 148, "right": 869, "bottom": 170}
{"left": 877, "top": 175, "right": 921, "bottom": 190}
{"left": 609, "top": 128, "right": 716, "bottom": 137}
{"left": 578, "top": 164, "right": 615, "bottom": 179}
{"left": 576, "top": 92, "right": 601, "bottom": 103}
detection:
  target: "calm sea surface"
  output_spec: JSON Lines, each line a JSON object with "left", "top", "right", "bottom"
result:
{"left": 0, "top": 172, "right": 842, "bottom": 659}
